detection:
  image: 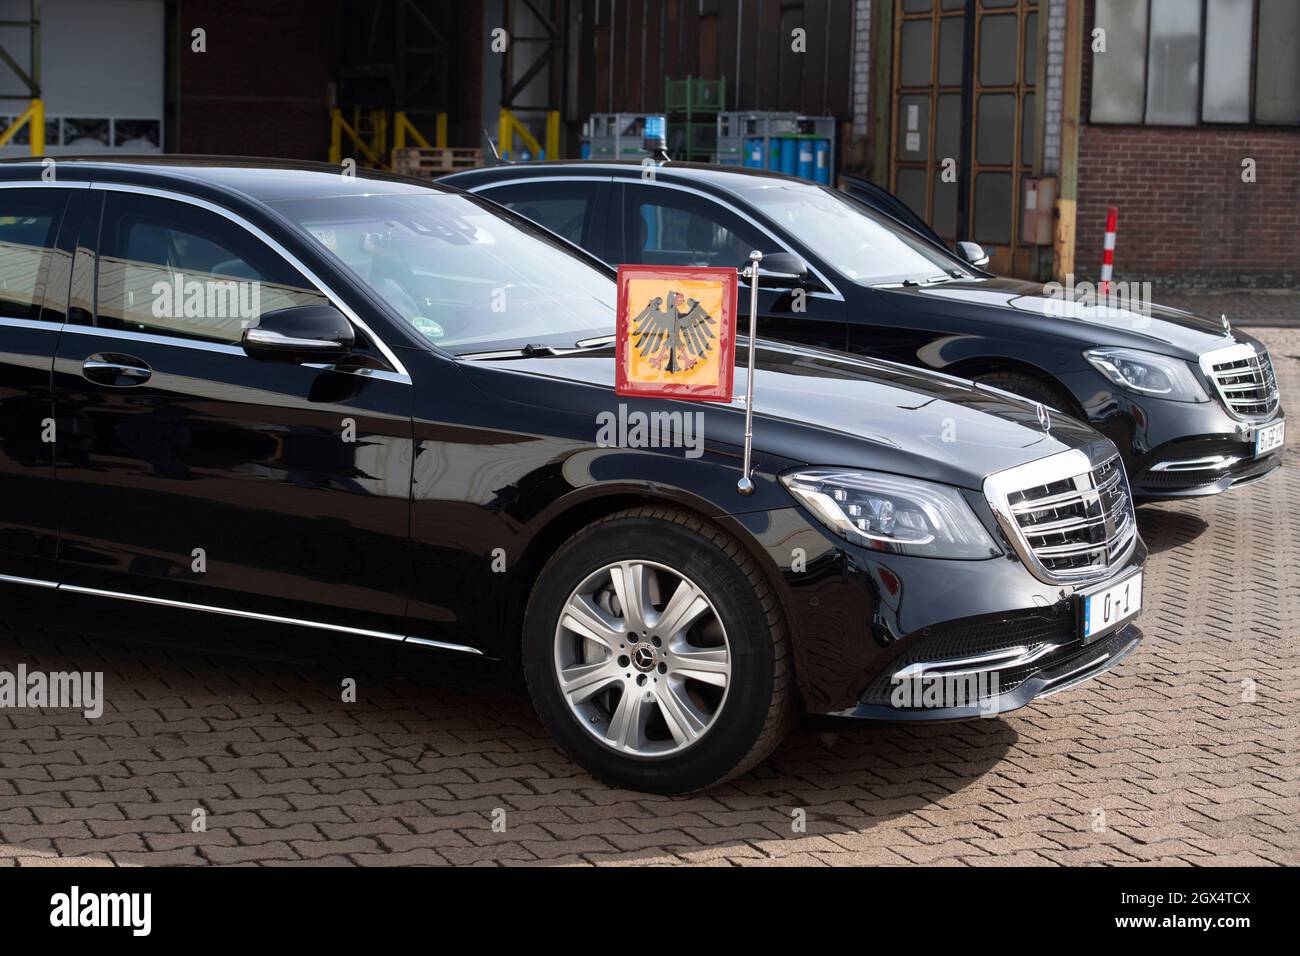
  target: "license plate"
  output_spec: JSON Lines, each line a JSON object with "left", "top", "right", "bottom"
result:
{"left": 1254, "top": 420, "right": 1285, "bottom": 457}
{"left": 1080, "top": 571, "right": 1142, "bottom": 643}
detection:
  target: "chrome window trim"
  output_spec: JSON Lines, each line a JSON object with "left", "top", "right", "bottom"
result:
{"left": 0, "top": 180, "right": 92, "bottom": 190}
{"left": 984, "top": 448, "right": 1138, "bottom": 586}
{"left": 78, "top": 180, "right": 413, "bottom": 384}
{"left": 0, "top": 317, "right": 66, "bottom": 333}
{"left": 0, "top": 573, "right": 483, "bottom": 655}
{"left": 61, "top": 323, "right": 245, "bottom": 356}
{"left": 470, "top": 174, "right": 846, "bottom": 302}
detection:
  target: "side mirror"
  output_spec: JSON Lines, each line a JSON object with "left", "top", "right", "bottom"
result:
{"left": 753, "top": 251, "right": 810, "bottom": 287}
{"left": 242, "top": 304, "right": 355, "bottom": 364}
{"left": 957, "top": 241, "right": 990, "bottom": 269}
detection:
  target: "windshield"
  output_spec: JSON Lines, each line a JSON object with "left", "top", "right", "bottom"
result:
{"left": 270, "top": 191, "right": 615, "bottom": 354}
{"left": 732, "top": 180, "right": 972, "bottom": 286}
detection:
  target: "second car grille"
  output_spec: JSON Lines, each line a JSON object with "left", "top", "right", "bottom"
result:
{"left": 1201, "top": 343, "right": 1280, "bottom": 420}
{"left": 984, "top": 448, "right": 1138, "bottom": 585}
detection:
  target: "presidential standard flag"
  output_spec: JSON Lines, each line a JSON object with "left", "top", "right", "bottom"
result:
{"left": 614, "top": 264, "right": 738, "bottom": 402}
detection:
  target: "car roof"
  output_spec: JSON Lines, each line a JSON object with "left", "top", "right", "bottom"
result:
{"left": 0, "top": 155, "right": 458, "bottom": 203}
{"left": 444, "top": 159, "right": 827, "bottom": 194}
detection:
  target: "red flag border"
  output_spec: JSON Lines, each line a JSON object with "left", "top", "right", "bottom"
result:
{"left": 614, "top": 264, "right": 738, "bottom": 402}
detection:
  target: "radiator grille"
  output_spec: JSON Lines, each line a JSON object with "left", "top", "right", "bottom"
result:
{"left": 985, "top": 449, "right": 1138, "bottom": 585}
{"left": 1202, "top": 343, "right": 1280, "bottom": 420}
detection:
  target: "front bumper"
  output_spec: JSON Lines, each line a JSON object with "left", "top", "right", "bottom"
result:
{"left": 1129, "top": 424, "right": 1284, "bottom": 498}
{"left": 831, "top": 622, "right": 1142, "bottom": 721}
{"left": 723, "top": 503, "right": 1148, "bottom": 717}
{"left": 1061, "top": 367, "right": 1285, "bottom": 502}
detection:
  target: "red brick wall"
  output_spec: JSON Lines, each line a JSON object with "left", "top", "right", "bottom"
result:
{"left": 1076, "top": 127, "right": 1300, "bottom": 281}
{"left": 1076, "top": 126, "right": 1300, "bottom": 286}
{"left": 177, "top": 0, "right": 340, "bottom": 160}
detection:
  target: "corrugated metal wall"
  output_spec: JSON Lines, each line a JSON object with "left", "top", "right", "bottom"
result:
{"left": 582, "top": 0, "right": 857, "bottom": 118}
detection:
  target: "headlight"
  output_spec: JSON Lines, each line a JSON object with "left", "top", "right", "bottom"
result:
{"left": 780, "top": 469, "right": 999, "bottom": 559}
{"left": 1084, "top": 348, "right": 1209, "bottom": 402}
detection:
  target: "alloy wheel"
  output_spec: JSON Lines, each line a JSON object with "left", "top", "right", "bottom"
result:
{"left": 552, "top": 560, "right": 731, "bottom": 758}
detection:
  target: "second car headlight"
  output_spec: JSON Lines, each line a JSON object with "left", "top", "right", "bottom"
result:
{"left": 780, "top": 469, "right": 999, "bottom": 559}
{"left": 1084, "top": 348, "right": 1209, "bottom": 402}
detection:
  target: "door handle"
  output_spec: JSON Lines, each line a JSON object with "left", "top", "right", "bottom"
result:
{"left": 82, "top": 354, "right": 153, "bottom": 387}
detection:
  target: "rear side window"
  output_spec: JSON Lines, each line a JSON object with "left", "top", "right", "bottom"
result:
{"left": 623, "top": 184, "right": 779, "bottom": 269}
{"left": 479, "top": 180, "right": 598, "bottom": 246}
{"left": 95, "top": 192, "right": 327, "bottom": 344}
{"left": 0, "top": 188, "right": 69, "bottom": 323}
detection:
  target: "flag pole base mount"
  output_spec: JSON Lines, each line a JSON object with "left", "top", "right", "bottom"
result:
{"left": 736, "top": 476, "right": 755, "bottom": 496}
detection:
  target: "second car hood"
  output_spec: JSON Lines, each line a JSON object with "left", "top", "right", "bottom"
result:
{"left": 879, "top": 276, "right": 1238, "bottom": 358}
{"left": 458, "top": 340, "right": 1113, "bottom": 490}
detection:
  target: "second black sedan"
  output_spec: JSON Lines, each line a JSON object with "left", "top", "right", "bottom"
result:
{"left": 443, "top": 162, "right": 1285, "bottom": 501}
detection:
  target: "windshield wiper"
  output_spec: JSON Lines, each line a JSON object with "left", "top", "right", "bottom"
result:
{"left": 521, "top": 343, "right": 560, "bottom": 357}
{"left": 902, "top": 273, "right": 963, "bottom": 287}
{"left": 461, "top": 336, "right": 616, "bottom": 360}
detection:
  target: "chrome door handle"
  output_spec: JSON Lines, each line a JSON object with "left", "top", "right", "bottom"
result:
{"left": 82, "top": 354, "right": 153, "bottom": 387}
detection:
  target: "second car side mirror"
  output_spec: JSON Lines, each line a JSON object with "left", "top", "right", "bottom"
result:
{"left": 957, "top": 241, "right": 990, "bottom": 269}
{"left": 754, "top": 251, "right": 810, "bottom": 287}
{"left": 242, "top": 304, "right": 355, "bottom": 364}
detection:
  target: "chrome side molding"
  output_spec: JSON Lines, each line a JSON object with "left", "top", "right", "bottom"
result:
{"left": 0, "top": 574, "right": 482, "bottom": 656}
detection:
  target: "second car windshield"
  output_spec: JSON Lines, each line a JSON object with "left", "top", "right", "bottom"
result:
{"left": 733, "top": 180, "right": 972, "bottom": 286}
{"left": 269, "top": 190, "right": 615, "bottom": 355}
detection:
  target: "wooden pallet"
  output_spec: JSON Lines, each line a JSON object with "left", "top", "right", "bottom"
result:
{"left": 391, "top": 147, "right": 485, "bottom": 178}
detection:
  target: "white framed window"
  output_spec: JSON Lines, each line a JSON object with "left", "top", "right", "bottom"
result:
{"left": 1091, "top": 0, "right": 1300, "bottom": 126}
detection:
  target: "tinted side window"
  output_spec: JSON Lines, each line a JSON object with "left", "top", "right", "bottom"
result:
{"left": 96, "top": 193, "right": 327, "bottom": 344}
{"left": 0, "top": 188, "right": 70, "bottom": 323}
{"left": 480, "top": 181, "right": 597, "bottom": 245}
{"left": 623, "top": 184, "right": 779, "bottom": 269}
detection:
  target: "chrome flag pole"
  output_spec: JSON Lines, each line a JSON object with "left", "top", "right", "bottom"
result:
{"left": 736, "top": 249, "right": 762, "bottom": 496}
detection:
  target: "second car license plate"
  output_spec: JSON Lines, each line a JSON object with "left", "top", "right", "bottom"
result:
{"left": 1080, "top": 571, "right": 1142, "bottom": 644}
{"left": 1255, "top": 420, "right": 1285, "bottom": 457}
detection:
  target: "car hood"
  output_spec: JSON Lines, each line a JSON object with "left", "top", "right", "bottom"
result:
{"left": 877, "top": 277, "right": 1241, "bottom": 359}
{"left": 457, "top": 340, "right": 1114, "bottom": 491}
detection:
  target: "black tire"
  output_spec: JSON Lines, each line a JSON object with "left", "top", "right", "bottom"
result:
{"left": 975, "top": 370, "right": 1081, "bottom": 418}
{"left": 522, "top": 506, "right": 793, "bottom": 794}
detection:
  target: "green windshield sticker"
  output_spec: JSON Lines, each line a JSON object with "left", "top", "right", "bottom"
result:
{"left": 414, "top": 317, "right": 445, "bottom": 339}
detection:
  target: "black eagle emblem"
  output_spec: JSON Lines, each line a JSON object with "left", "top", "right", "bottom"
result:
{"left": 630, "top": 291, "right": 718, "bottom": 373}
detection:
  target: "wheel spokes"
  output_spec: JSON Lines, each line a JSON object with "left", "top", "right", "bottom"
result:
{"left": 653, "top": 577, "right": 712, "bottom": 640}
{"left": 608, "top": 561, "right": 651, "bottom": 633}
{"left": 558, "top": 658, "right": 622, "bottom": 703}
{"left": 668, "top": 640, "right": 730, "bottom": 688}
{"left": 655, "top": 678, "right": 711, "bottom": 746}
{"left": 560, "top": 593, "right": 623, "bottom": 650}
{"left": 605, "top": 685, "right": 652, "bottom": 752}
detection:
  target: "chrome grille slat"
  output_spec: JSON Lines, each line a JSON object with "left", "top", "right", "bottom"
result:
{"left": 1033, "top": 540, "right": 1110, "bottom": 558}
{"left": 1022, "top": 513, "right": 1109, "bottom": 535}
{"left": 984, "top": 449, "right": 1139, "bottom": 586}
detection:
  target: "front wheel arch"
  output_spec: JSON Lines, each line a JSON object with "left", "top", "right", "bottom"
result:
{"left": 944, "top": 358, "right": 1088, "bottom": 420}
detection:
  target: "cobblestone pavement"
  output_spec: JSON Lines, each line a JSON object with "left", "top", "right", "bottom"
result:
{"left": 1157, "top": 290, "right": 1300, "bottom": 328}
{"left": 2, "top": 330, "right": 1297, "bottom": 867}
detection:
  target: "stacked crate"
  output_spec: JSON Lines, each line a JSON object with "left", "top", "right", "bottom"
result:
{"left": 583, "top": 114, "right": 658, "bottom": 161}
{"left": 716, "top": 112, "right": 836, "bottom": 184}
{"left": 391, "top": 147, "right": 485, "bottom": 179}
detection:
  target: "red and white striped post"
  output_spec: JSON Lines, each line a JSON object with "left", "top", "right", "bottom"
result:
{"left": 1099, "top": 206, "right": 1118, "bottom": 297}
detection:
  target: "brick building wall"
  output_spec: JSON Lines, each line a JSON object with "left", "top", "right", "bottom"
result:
{"left": 1076, "top": 127, "right": 1300, "bottom": 287}
{"left": 176, "top": 0, "right": 339, "bottom": 160}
